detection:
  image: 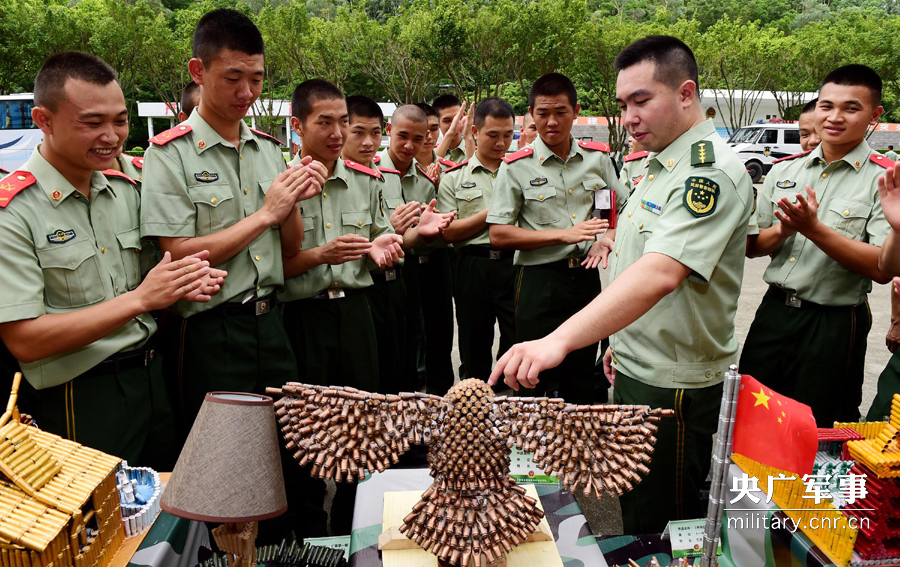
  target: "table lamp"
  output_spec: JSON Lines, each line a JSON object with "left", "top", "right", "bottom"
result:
{"left": 161, "top": 392, "right": 287, "bottom": 567}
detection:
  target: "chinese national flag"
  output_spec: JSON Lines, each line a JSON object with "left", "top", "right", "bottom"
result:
{"left": 731, "top": 375, "right": 818, "bottom": 476}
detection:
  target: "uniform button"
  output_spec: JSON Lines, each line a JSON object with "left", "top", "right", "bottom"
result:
{"left": 615, "top": 251, "right": 618, "bottom": 257}
{"left": 255, "top": 255, "right": 261, "bottom": 261}
{"left": 822, "top": 173, "right": 828, "bottom": 178}
{"left": 244, "top": 188, "right": 249, "bottom": 195}
{"left": 16, "top": 176, "right": 25, "bottom": 181}
{"left": 239, "top": 154, "right": 243, "bottom": 160}
{"left": 627, "top": 212, "right": 632, "bottom": 217}
{"left": 638, "top": 223, "right": 643, "bottom": 229}
{"left": 705, "top": 370, "right": 713, "bottom": 378}
{"left": 358, "top": 221, "right": 364, "bottom": 227}
{"left": 326, "top": 222, "right": 332, "bottom": 228}
{"left": 323, "top": 192, "right": 328, "bottom": 198}
{"left": 563, "top": 165, "right": 567, "bottom": 170}
{"left": 572, "top": 214, "right": 577, "bottom": 219}
{"left": 568, "top": 189, "right": 573, "bottom": 195}
{"left": 843, "top": 210, "right": 850, "bottom": 216}
{"left": 648, "top": 174, "right": 655, "bottom": 181}
{"left": 612, "top": 358, "right": 618, "bottom": 365}
{"left": 100, "top": 246, "right": 106, "bottom": 253}
{"left": 115, "top": 285, "right": 119, "bottom": 292}
{"left": 790, "top": 257, "right": 796, "bottom": 262}
{"left": 466, "top": 196, "right": 472, "bottom": 201}
{"left": 334, "top": 281, "right": 339, "bottom": 287}
{"left": 210, "top": 197, "right": 218, "bottom": 204}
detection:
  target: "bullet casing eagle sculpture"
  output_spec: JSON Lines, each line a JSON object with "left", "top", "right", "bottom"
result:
{"left": 268, "top": 379, "right": 673, "bottom": 567}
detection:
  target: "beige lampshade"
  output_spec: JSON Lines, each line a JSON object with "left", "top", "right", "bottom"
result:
{"left": 161, "top": 392, "right": 287, "bottom": 522}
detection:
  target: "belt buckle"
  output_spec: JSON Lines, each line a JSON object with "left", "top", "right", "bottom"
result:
{"left": 785, "top": 294, "right": 802, "bottom": 308}
{"left": 385, "top": 269, "right": 397, "bottom": 281}
{"left": 255, "top": 298, "right": 271, "bottom": 316}
{"left": 144, "top": 348, "right": 155, "bottom": 366}
{"left": 567, "top": 257, "right": 580, "bottom": 268}
{"left": 489, "top": 250, "right": 501, "bottom": 260}
{"left": 327, "top": 289, "right": 346, "bottom": 300}
{"left": 418, "top": 254, "right": 430, "bottom": 264}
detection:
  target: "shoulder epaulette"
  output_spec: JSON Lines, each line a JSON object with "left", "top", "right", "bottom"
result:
{"left": 502, "top": 147, "right": 534, "bottom": 164}
{"left": 101, "top": 169, "right": 137, "bottom": 185}
{"left": 0, "top": 171, "right": 36, "bottom": 208}
{"left": 577, "top": 140, "right": 610, "bottom": 152}
{"left": 443, "top": 160, "right": 468, "bottom": 174}
{"left": 250, "top": 128, "right": 283, "bottom": 146}
{"left": 377, "top": 166, "right": 401, "bottom": 175}
{"left": 438, "top": 157, "right": 458, "bottom": 168}
{"left": 131, "top": 156, "right": 143, "bottom": 169}
{"left": 870, "top": 153, "right": 895, "bottom": 169}
{"left": 772, "top": 149, "right": 812, "bottom": 164}
{"left": 344, "top": 159, "right": 381, "bottom": 179}
{"left": 373, "top": 155, "right": 381, "bottom": 164}
{"left": 623, "top": 151, "right": 649, "bottom": 163}
{"left": 690, "top": 140, "right": 716, "bottom": 166}
{"left": 149, "top": 124, "right": 192, "bottom": 146}
{"left": 416, "top": 163, "right": 438, "bottom": 185}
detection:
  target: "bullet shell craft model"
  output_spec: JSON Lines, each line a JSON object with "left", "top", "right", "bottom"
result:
{"left": 267, "top": 378, "right": 673, "bottom": 567}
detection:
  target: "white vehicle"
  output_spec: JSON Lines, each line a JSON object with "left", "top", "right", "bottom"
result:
{"left": 727, "top": 123, "right": 802, "bottom": 183}
{"left": 0, "top": 93, "right": 42, "bottom": 172}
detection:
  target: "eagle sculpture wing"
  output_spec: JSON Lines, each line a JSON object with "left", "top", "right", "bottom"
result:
{"left": 267, "top": 383, "right": 444, "bottom": 482}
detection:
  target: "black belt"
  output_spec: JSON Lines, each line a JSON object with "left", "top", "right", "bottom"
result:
{"left": 371, "top": 267, "right": 402, "bottom": 281}
{"left": 80, "top": 341, "right": 157, "bottom": 379}
{"left": 767, "top": 286, "right": 824, "bottom": 310}
{"left": 545, "top": 256, "right": 587, "bottom": 270}
{"left": 459, "top": 246, "right": 514, "bottom": 260}
{"left": 305, "top": 287, "right": 366, "bottom": 300}
{"left": 408, "top": 249, "right": 447, "bottom": 264}
{"left": 195, "top": 295, "right": 274, "bottom": 318}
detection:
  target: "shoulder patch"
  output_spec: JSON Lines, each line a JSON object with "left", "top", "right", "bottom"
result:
{"left": 577, "top": 140, "right": 610, "bottom": 153}
{"left": 250, "top": 128, "right": 283, "bottom": 146}
{"left": 102, "top": 169, "right": 137, "bottom": 185}
{"left": 683, "top": 176, "right": 720, "bottom": 217}
{"left": 623, "top": 151, "right": 649, "bottom": 163}
{"left": 131, "top": 156, "right": 144, "bottom": 169}
{"left": 149, "top": 124, "right": 192, "bottom": 146}
{"left": 437, "top": 157, "right": 458, "bottom": 168}
{"left": 502, "top": 147, "right": 533, "bottom": 164}
{"left": 416, "top": 164, "right": 438, "bottom": 185}
{"left": 690, "top": 141, "right": 716, "bottom": 166}
{"left": 0, "top": 171, "right": 36, "bottom": 208}
{"left": 344, "top": 159, "right": 381, "bottom": 179}
{"left": 443, "top": 160, "right": 468, "bottom": 174}
{"left": 870, "top": 153, "right": 895, "bottom": 169}
{"left": 377, "top": 166, "right": 401, "bottom": 175}
{"left": 772, "top": 149, "right": 812, "bottom": 164}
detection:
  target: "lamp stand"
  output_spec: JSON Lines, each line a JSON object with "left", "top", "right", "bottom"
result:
{"left": 211, "top": 521, "right": 258, "bottom": 567}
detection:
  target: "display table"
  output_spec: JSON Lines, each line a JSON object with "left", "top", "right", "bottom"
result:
{"left": 348, "top": 468, "right": 607, "bottom": 566}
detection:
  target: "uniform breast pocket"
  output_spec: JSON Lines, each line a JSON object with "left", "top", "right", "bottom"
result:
{"left": 188, "top": 183, "right": 235, "bottom": 235}
{"left": 342, "top": 212, "right": 373, "bottom": 237}
{"left": 826, "top": 198, "right": 872, "bottom": 239}
{"left": 300, "top": 215, "right": 315, "bottom": 250}
{"left": 454, "top": 187, "right": 483, "bottom": 217}
{"left": 36, "top": 239, "right": 106, "bottom": 309}
{"left": 383, "top": 198, "right": 405, "bottom": 217}
{"left": 582, "top": 177, "right": 608, "bottom": 210}
{"left": 258, "top": 177, "right": 276, "bottom": 195}
{"left": 115, "top": 227, "right": 143, "bottom": 291}
{"left": 522, "top": 187, "right": 559, "bottom": 225}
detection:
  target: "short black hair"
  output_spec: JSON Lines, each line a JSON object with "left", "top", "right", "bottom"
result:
{"left": 34, "top": 52, "right": 118, "bottom": 112}
{"left": 890, "top": 145, "right": 895, "bottom": 150}
{"left": 821, "top": 64, "right": 882, "bottom": 107}
{"left": 614, "top": 35, "right": 700, "bottom": 92}
{"left": 180, "top": 82, "right": 201, "bottom": 118}
{"left": 432, "top": 94, "right": 461, "bottom": 113}
{"left": 346, "top": 95, "right": 383, "bottom": 125}
{"left": 390, "top": 105, "right": 428, "bottom": 125}
{"left": 474, "top": 97, "right": 515, "bottom": 128}
{"left": 414, "top": 102, "right": 440, "bottom": 119}
{"left": 528, "top": 73, "right": 577, "bottom": 110}
{"left": 193, "top": 8, "right": 264, "bottom": 66}
{"left": 291, "top": 79, "right": 344, "bottom": 123}
{"left": 800, "top": 98, "right": 818, "bottom": 116}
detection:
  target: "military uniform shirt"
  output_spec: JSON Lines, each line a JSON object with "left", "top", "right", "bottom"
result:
{"left": 619, "top": 152, "right": 648, "bottom": 200}
{"left": 486, "top": 135, "right": 626, "bottom": 265}
{"left": 436, "top": 155, "right": 497, "bottom": 248}
{"left": 0, "top": 148, "right": 155, "bottom": 389}
{"left": 377, "top": 149, "right": 444, "bottom": 255}
{"left": 280, "top": 156, "right": 391, "bottom": 301}
{"left": 608, "top": 119, "right": 754, "bottom": 389}
{"left": 446, "top": 139, "right": 466, "bottom": 164}
{"left": 140, "top": 112, "right": 287, "bottom": 317}
{"left": 757, "top": 141, "right": 891, "bottom": 306}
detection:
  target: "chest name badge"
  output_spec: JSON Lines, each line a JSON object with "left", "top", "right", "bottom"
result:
{"left": 529, "top": 178, "right": 548, "bottom": 186}
{"left": 194, "top": 171, "right": 219, "bottom": 183}
{"left": 775, "top": 180, "right": 796, "bottom": 189}
{"left": 47, "top": 229, "right": 76, "bottom": 244}
{"left": 640, "top": 200, "right": 662, "bottom": 215}
{"left": 683, "top": 177, "right": 720, "bottom": 218}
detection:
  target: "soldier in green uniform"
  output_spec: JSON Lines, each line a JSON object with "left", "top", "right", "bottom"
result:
{"left": 414, "top": 102, "right": 459, "bottom": 172}
{"left": 486, "top": 72, "right": 624, "bottom": 402}
{"left": 344, "top": 96, "right": 454, "bottom": 393}
{"left": 438, "top": 98, "right": 517, "bottom": 382}
{"left": 743, "top": 65, "right": 892, "bottom": 426}
{"left": 490, "top": 37, "right": 755, "bottom": 534}
{"left": 517, "top": 111, "right": 537, "bottom": 150}
{"left": 798, "top": 98, "right": 821, "bottom": 152}
{"left": 139, "top": 10, "right": 327, "bottom": 537}
{"left": 0, "top": 52, "right": 222, "bottom": 469}
{"left": 619, "top": 137, "right": 649, "bottom": 197}
{"left": 378, "top": 106, "right": 457, "bottom": 394}
{"left": 177, "top": 82, "right": 201, "bottom": 124}
{"left": 433, "top": 94, "right": 468, "bottom": 163}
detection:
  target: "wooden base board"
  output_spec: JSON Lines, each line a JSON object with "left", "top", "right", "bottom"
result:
{"left": 379, "top": 485, "right": 562, "bottom": 567}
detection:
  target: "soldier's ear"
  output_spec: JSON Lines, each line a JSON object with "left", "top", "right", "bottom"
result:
{"left": 573, "top": 103, "right": 581, "bottom": 117}
{"left": 871, "top": 105, "right": 884, "bottom": 125}
{"left": 188, "top": 58, "right": 205, "bottom": 85}
{"left": 32, "top": 106, "right": 52, "bottom": 135}
{"left": 680, "top": 80, "right": 698, "bottom": 108}
{"left": 385, "top": 122, "right": 392, "bottom": 136}
{"left": 290, "top": 116, "right": 303, "bottom": 138}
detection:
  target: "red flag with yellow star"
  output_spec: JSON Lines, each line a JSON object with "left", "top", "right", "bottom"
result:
{"left": 732, "top": 375, "right": 817, "bottom": 476}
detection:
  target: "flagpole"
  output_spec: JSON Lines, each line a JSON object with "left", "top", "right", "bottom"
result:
{"left": 700, "top": 365, "right": 742, "bottom": 567}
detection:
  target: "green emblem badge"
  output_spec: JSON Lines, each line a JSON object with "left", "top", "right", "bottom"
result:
{"left": 691, "top": 141, "right": 716, "bottom": 166}
{"left": 683, "top": 176, "right": 720, "bottom": 217}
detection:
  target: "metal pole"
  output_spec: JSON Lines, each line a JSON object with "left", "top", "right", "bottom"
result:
{"left": 700, "top": 365, "right": 742, "bottom": 567}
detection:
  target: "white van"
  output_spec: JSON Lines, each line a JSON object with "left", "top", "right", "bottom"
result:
{"left": 727, "top": 123, "right": 803, "bottom": 183}
{"left": 0, "top": 93, "right": 42, "bottom": 172}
